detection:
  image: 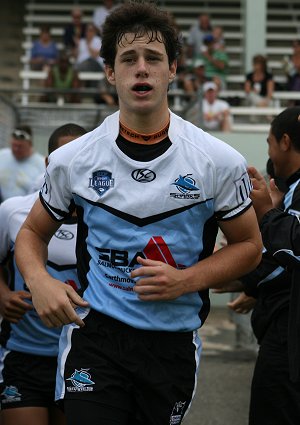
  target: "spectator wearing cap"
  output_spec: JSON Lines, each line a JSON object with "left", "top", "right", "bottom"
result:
{"left": 183, "top": 58, "right": 207, "bottom": 95}
{"left": 202, "top": 81, "right": 232, "bottom": 132}
{"left": 0, "top": 126, "right": 45, "bottom": 202}
{"left": 198, "top": 33, "right": 229, "bottom": 90}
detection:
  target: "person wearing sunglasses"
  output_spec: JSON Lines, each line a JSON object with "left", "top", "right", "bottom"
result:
{"left": 0, "top": 125, "right": 44, "bottom": 203}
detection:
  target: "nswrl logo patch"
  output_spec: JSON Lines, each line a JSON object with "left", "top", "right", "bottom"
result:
{"left": 89, "top": 170, "right": 114, "bottom": 197}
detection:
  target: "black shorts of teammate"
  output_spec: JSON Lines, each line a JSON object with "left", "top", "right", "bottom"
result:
{"left": 0, "top": 351, "right": 58, "bottom": 410}
{"left": 249, "top": 308, "right": 300, "bottom": 425}
{"left": 60, "top": 310, "right": 201, "bottom": 425}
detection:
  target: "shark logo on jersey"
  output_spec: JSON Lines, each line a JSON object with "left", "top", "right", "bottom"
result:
{"left": 170, "top": 174, "right": 200, "bottom": 199}
{"left": 1, "top": 386, "right": 22, "bottom": 403}
{"left": 89, "top": 170, "right": 114, "bottom": 197}
{"left": 170, "top": 401, "right": 186, "bottom": 424}
{"left": 66, "top": 369, "right": 95, "bottom": 392}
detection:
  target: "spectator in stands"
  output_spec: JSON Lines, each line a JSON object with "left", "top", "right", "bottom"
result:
{"left": 74, "top": 23, "right": 104, "bottom": 74}
{"left": 43, "top": 51, "right": 81, "bottom": 104}
{"left": 198, "top": 34, "right": 229, "bottom": 90}
{"left": 202, "top": 81, "right": 232, "bottom": 132}
{"left": 63, "top": 6, "right": 86, "bottom": 60}
{"left": 282, "top": 39, "right": 300, "bottom": 77}
{"left": 0, "top": 126, "right": 45, "bottom": 202}
{"left": 244, "top": 54, "right": 274, "bottom": 107}
{"left": 30, "top": 25, "right": 59, "bottom": 71}
{"left": 93, "top": 0, "right": 119, "bottom": 36}
{"left": 212, "top": 25, "right": 225, "bottom": 51}
{"left": 182, "top": 58, "right": 206, "bottom": 95}
{"left": 186, "top": 13, "right": 212, "bottom": 61}
{"left": 286, "top": 50, "right": 300, "bottom": 106}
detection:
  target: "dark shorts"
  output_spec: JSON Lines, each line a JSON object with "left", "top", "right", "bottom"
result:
{"left": 57, "top": 309, "right": 201, "bottom": 425}
{"left": 0, "top": 350, "right": 58, "bottom": 409}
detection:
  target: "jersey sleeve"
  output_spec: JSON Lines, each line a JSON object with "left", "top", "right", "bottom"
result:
{"left": 39, "top": 152, "right": 75, "bottom": 221}
{"left": 213, "top": 145, "right": 252, "bottom": 221}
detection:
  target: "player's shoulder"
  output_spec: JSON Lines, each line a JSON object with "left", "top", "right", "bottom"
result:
{"left": 48, "top": 111, "right": 119, "bottom": 166}
{"left": 172, "top": 114, "right": 246, "bottom": 169}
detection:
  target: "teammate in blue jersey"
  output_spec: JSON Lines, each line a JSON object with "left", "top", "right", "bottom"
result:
{"left": 0, "top": 123, "right": 86, "bottom": 425}
{"left": 15, "top": 3, "right": 262, "bottom": 425}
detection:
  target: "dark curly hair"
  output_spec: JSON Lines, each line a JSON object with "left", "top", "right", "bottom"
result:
{"left": 100, "top": 1, "right": 182, "bottom": 68}
{"left": 271, "top": 106, "right": 300, "bottom": 152}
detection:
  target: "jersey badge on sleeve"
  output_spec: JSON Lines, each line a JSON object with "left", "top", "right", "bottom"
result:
{"left": 234, "top": 171, "right": 252, "bottom": 204}
{"left": 88, "top": 170, "right": 114, "bottom": 197}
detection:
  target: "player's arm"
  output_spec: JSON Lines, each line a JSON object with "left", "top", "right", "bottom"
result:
{"left": 132, "top": 206, "right": 262, "bottom": 300}
{"left": 15, "top": 198, "right": 88, "bottom": 328}
{"left": 0, "top": 202, "right": 33, "bottom": 322}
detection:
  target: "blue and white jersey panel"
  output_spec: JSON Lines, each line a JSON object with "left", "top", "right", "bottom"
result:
{"left": 41, "top": 111, "right": 252, "bottom": 332}
{"left": 0, "top": 192, "right": 79, "bottom": 356}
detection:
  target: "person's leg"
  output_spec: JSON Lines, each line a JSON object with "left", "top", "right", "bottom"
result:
{"left": 249, "top": 310, "right": 300, "bottom": 425}
{"left": 132, "top": 330, "right": 201, "bottom": 425}
{"left": 58, "top": 312, "right": 200, "bottom": 425}
{"left": 1, "top": 352, "right": 63, "bottom": 425}
{"left": 2, "top": 407, "right": 48, "bottom": 425}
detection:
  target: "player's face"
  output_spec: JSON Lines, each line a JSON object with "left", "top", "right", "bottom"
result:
{"left": 267, "top": 129, "right": 286, "bottom": 178}
{"left": 105, "top": 32, "right": 176, "bottom": 123}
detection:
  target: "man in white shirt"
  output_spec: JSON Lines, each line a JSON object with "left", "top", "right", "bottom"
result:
{"left": 0, "top": 126, "right": 44, "bottom": 202}
{"left": 202, "top": 81, "right": 232, "bottom": 132}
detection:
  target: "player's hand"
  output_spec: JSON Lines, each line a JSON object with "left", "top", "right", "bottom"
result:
{"left": 227, "top": 292, "right": 256, "bottom": 314}
{"left": 131, "top": 257, "right": 186, "bottom": 301}
{"left": 29, "top": 276, "right": 89, "bottom": 328}
{"left": 0, "top": 290, "right": 33, "bottom": 323}
{"left": 269, "top": 178, "right": 284, "bottom": 208}
{"left": 247, "top": 166, "right": 273, "bottom": 222}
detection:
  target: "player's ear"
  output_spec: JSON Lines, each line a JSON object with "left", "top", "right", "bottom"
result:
{"left": 105, "top": 65, "right": 116, "bottom": 86}
{"left": 280, "top": 133, "right": 291, "bottom": 152}
{"left": 169, "top": 60, "right": 177, "bottom": 83}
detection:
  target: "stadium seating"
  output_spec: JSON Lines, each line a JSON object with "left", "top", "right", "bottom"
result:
{"left": 15, "top": 0, "right": 300, "bottom": 130}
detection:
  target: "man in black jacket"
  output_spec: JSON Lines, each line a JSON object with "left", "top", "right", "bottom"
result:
{"left": 246, "top": 106, "right": 300, "bottom": 425}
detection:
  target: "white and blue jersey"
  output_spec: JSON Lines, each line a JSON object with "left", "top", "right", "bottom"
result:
{"left": 41, "top": 111, "right": 252, "bottom": 332}
{"left": 0, "top": 192, "right": 79, "bottom": 356}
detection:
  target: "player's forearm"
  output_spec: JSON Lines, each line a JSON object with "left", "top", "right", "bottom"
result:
{"left": 15, "top": 227, "right": 49, "bottom": 291}
{"left": 181, "top": 240, "right": 262, "bottom": 293}
{"left": 0, "top": 269, "right": 10, "bottom": 295}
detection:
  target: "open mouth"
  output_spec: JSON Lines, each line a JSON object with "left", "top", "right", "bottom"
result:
{"left": 132, "top": 84, "right": 152, "bottom": 92}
